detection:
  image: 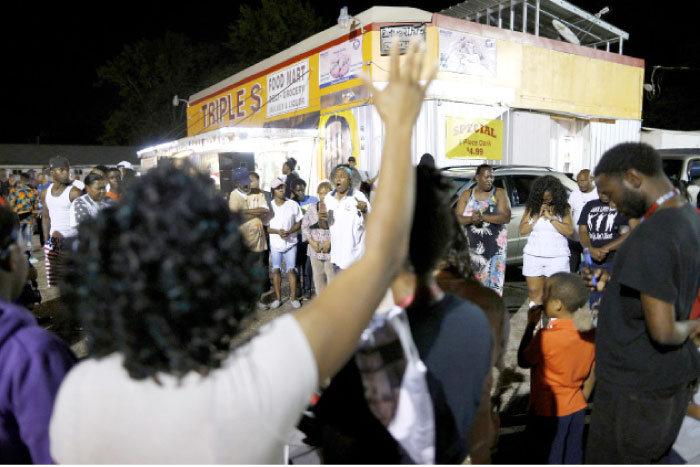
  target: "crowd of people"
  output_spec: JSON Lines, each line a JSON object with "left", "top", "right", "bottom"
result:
{"left": 0, "top": 39, "right": 699, "bottom": 465}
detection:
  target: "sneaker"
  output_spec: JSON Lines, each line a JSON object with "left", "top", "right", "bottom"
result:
{"left": 29, "top": 257, "right": 40, "bottom": 264}
{"left": 270, "top": 300, "right": 281, "bottom": 309}
{"left": 291, "top": 300, "right": 301, "bottom": 309}
{"left": 257, "top": 301, "right": 269, "bottom": 310}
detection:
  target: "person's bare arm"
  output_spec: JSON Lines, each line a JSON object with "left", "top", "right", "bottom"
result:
{"left": 545, "top": 208, "right": 574, "bottom": 236}
{"left": 481, "top": 188, "right": 511, "bottom": 225}
{"left": 243, "top": 207, "right": 269, "bottom": 218}
{"left": 687, "top": 402, "right": 700, "bottom": 421}
{"left": 579, "top": 224, "right": 607, "bottom": 262}
{"left": 519, "top": 208, "right": 538, "bottom": 235}
{"left": 293, "top": 39, "right": 436, "bottom": 382}
{"left": 454, "top": 189, "right": 472, "bottom": 226}
{"left": 287, "top": 220, "right": 302, "bottom": 235}
{"left": 69, "top": 186, "right": 81, "bottom": 203}
{"left": 642, "top": 294, "right": 700, "bottom": 346}
{"left": 582, "top": 363, "right": 596, "bottom": 401}
{"left": 41, "top": 189, "right": 51, "bottom": 240}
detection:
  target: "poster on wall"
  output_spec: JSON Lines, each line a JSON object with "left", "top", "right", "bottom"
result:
{"left": 319, "top": 37, "right": 364, "bottom": 89}
{"left": 438, "top": 29, "right": 497, "bottom": 77}
{"left": 446, "top": 116, "right": 503, "bottom": 160}
{"left": 319, "top": 110, "right": 360, "bottom": 179}
{"left": 267, "top": 59, "right": 310, "bottom": 117}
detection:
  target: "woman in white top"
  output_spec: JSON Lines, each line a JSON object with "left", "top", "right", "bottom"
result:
{"left": 518, "top": 175, "right": 574, "bottom": 307}
{"left": 69, "top": 173, "right": 110, "bottom": 229}
{"left": 48, "top": 40, "right": 436, "bottom": 464}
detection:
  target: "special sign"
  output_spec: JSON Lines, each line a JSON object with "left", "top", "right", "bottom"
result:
{"left": 446, "top": 116, "right": 503, "bottom": 160}
{"left": 267, "top": 59, "right": 310, "bottom": 117}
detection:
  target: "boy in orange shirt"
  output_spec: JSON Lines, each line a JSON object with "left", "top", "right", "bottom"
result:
{"left": 518, "top": 272, "right": 596, "bottom": 464}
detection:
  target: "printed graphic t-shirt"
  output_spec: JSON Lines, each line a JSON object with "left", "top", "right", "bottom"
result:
{"left": 578, "top": 199, "right": 629, "bottom": 265}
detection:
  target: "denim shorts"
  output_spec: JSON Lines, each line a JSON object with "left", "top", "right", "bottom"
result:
{"left": 271, "top": 245, "right": 298, "bottom": 273}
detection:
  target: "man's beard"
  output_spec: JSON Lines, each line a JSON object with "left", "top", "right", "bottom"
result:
{"left": 618, "top": 185, "right": 648, "bottom": 219}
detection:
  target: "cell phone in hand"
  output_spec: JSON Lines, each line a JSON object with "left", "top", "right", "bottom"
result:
{"left": 583, "top": 248, "right": 598, "bottom": 287}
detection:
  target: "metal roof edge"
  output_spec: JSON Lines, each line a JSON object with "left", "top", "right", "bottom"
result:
{"left": 190, "top": 6, "right": 433, "bottom": 104}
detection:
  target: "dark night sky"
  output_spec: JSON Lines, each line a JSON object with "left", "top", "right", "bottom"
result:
{"left": 1, "top": 0, "right": 693, "bottom": 145}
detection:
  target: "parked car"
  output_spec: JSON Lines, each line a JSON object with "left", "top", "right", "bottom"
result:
{"left": 442, "top": 165, "right": 578, "bottom": 266}
{"left": 657, "top": 149, "right": 700, "bottom": 205}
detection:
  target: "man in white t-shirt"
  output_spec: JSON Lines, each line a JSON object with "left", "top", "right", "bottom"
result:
{"left": 567, "top": 169, "right": 598, "bottom": 272}
{"left": 48, "top": 39, "right": 436, "bottom": 464}
{"left": 324, "top": 165, "right": 371, "bottom": 271}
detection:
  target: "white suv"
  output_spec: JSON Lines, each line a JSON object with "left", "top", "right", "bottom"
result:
{"left": 442, "top": 165, "right": 577, "bottom": 266}
{"left": 658, "top": 149, "right": 700, "bottom": 205}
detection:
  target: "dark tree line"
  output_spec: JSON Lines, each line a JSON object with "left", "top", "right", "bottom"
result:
{"left": 97, "top": 0, "right": 325, "bottom": 147}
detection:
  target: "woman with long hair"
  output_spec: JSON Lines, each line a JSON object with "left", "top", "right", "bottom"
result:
{"left": 518, "top": 175, "right": 574, "bottom": 308}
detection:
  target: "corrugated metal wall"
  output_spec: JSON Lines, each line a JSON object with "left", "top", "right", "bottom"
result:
{"left": 588, "top": 119, "right": 641, "bottom": 169}
{"left": 505, "top": 111, "right": 551, "bottom": 167}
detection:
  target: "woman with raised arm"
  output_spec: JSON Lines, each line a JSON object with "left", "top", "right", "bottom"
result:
{"left": 49, "top": 39, "right": 436, "bottom": 464}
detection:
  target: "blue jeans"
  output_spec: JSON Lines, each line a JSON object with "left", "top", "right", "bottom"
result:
{"left": 271, "top": 245, "right": 297, "bottom": 273}
{"left": 528, "top": 409, "right": 586, "bottom": 464}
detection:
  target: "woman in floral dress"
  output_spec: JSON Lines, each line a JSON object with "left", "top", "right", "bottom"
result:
{"left": 455, "top": 165, "right": 511, "bottom": 295}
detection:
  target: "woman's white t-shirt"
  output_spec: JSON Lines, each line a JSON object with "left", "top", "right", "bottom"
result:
{"left": 268, "top": 199, "right": 303, "bottom": 252}
{"left": 49, "top": 315, "right": 318, "bottom": 464}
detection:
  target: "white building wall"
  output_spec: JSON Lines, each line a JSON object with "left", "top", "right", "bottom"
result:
{"left": 640, "top": 128, "right": 700, "bottom": 149}
{"left": 588, "top": 119, "right": 641, "bottom": 169}
{"left": 506, "top": 111, "right": 551, "bottom": 167}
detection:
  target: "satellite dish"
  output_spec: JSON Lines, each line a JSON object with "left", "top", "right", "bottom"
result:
{"left": 552, "top": 19, "right": 580, "bottom": 45}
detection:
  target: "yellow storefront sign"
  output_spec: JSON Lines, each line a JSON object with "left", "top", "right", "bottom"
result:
{"left": 446, "top": 116, "right": 503, "bottom": 160}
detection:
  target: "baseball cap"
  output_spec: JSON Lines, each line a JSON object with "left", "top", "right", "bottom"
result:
{"left": 270, "top": 178, "right": 285, "bottom": 190}
{"left": 233, "top": 167, "right": 251, "bottom": 185}
{"left": 49, "top": 156, "right": 70, "bottom": 169}
{"left": 117, "top": 161, "right": 133, "bottom": 170}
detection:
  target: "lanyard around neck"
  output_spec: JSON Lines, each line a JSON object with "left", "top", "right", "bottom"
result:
{"left": 643, "top": 188, "right": 679, "bottom": 220}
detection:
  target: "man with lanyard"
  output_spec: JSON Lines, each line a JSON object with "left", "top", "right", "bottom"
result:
{"left": 324, "top": 165, "right": 370, "bottom": 272}
{"left": 8, "top": 173, "right": 39, "bottom": 264}
{"left": 584, "top": 142, "right": 700, "bottom": 464}
{"left": 41, "top": 156, "right": 82, "bottom": 288}
{"left": 567, "top": 169, "right": 598, "bottom": 272}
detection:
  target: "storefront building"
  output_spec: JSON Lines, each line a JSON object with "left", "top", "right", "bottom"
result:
{"left": 138, "top": 1, "right": 643, "bottom": 190}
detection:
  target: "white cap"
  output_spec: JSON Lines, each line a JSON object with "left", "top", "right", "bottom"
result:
{"left": 117, "top": 161, "right": 133, "bottom": 169}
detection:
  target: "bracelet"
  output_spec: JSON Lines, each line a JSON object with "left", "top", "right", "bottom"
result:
{"left": 528, "top": 217, "right": 535, "bottom": 225}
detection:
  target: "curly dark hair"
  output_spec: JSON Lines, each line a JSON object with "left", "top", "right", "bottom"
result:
{"left": 442, "top": 217, "right": 475, "bottom": 279}
{"left": 525, "top": 175, "right": 570, "bottom": 218}
{"left": 409, "top": 165, "right": 455, "bottom": 276}
{"left": 60, "top": 165, "right": 264, "bottom": 381}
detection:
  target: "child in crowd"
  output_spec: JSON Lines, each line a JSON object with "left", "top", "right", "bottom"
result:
{"left": 291, "top": 179, "right": 318, "bottom": 300}
{"left": 301, "top": 181, "right": 335, "bottom": 293}
{"left": 518, "top": 272, "right": 596, "bottom": 464}
{"left": 268, "top": 177, "right": 303, "bottom": 309}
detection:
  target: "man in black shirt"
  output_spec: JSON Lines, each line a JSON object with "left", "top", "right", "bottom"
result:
{"left": 585, "top": 142, "right": 700, "bottom": 464}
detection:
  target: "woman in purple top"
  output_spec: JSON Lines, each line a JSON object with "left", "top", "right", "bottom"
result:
{"left": 301, "top": 181, "right": 335, "bottom": 292}
{"left": 0, "top": 206, "right": 76, "bottom": 464}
